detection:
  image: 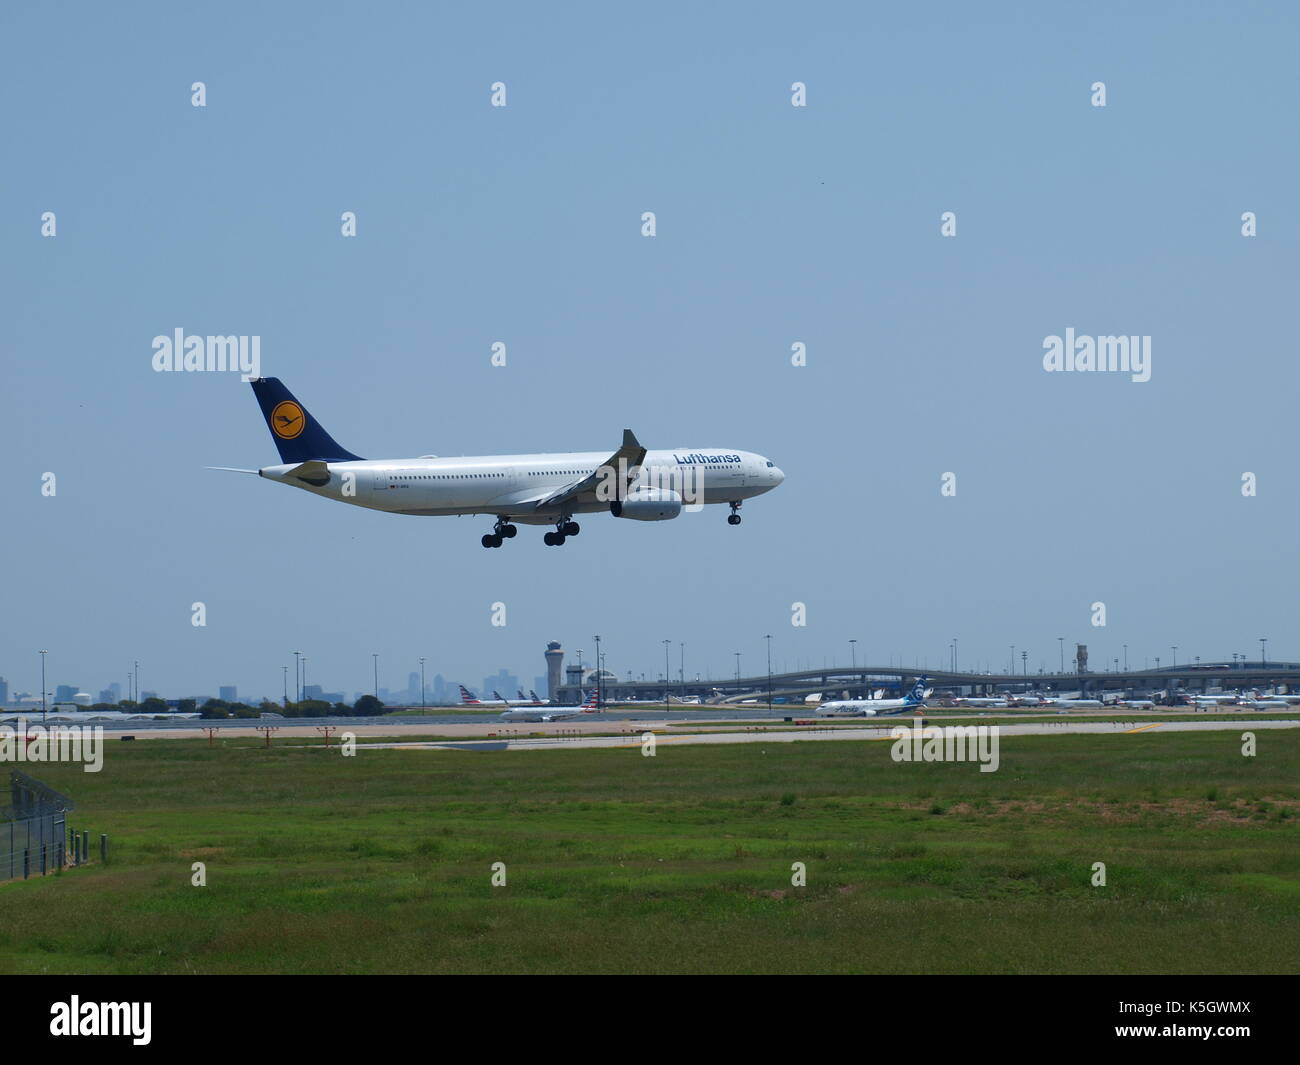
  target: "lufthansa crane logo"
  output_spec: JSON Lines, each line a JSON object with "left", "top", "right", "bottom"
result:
{"left": 271, "top": 400, "right": 305, "bottom": 439}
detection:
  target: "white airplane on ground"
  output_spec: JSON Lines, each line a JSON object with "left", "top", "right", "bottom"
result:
{"left": 1042, "top": 697, "right": 1103, "bottom": 708}
{"left": 499, "top": 690, "right": 598, "bottom": 722}
{"left": 1115, "top": 699, "right": 1156, "bottom": 709}
{"left": 816, "top": 678, "right": 930, "bottom": 718}
{"left": 1191, "top": 693, "right": 1242, "bottom": 708}
{"left": 458, "top": 686, "right": 504, "bottom": 706}
{"left": 1237, "top": 691, "right": 1291, "bottom": 709}
{"left": 215, "top": 378, "right": 784, "bottom": 548}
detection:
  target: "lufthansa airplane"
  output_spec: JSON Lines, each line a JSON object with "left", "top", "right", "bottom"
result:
{"left": 215, "top": 378, "right": 784, "bottom": 547}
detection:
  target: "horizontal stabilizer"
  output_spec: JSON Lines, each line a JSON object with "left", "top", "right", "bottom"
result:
{"left": 287, "top": 460, "right": 331, "bottom": 486}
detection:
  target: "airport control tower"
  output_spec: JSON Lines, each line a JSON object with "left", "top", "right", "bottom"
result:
{"left": 545, "top": 641, "right": 564, "bottom": 702}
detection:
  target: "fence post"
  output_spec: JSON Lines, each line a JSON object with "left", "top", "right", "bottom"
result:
{"left": 100, "top": 834, "right": 108, "bottom": 863}
{"left": 82, "top": 831, "right": 90, "bottom": 863}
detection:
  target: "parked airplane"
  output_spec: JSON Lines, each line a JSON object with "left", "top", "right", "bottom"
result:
{"left": 1238, "top": 691, "right": 1291, "bottom": 709}
{"left": 217, "top": 378, "right": 784, "bottom": 547}
{"left": 459, "top": 685, "right": 505, "bottom": 706}
{"left": 816, "top": 678, "right": 930, "bottom": 718}
{"left": 528, "top": 690, "right": 547, "bottom": 705}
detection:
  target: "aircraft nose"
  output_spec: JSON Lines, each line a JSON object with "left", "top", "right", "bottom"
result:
{"left": 770, "top": 465, "right": 785, "bottom": 485}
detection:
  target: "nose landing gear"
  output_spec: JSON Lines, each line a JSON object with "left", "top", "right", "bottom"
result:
{"left": 728, "top": 501, "right": 742, "bottom": 526}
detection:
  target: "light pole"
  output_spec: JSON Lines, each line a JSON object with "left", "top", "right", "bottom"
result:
{"left": 679, "top": 642, "right": 685, "bottom": 687}
{"left": 662, "top": 639, "right": 670, "bottom": 707}
{"left": 735, "top": 652, "right": 741, "bottom": 683}
{"left": 302, "top": 657, "right": 308, "bottom": 697}
{"left": 372, "top": 653, "right": 378, "bottom": 699}
{"left": 419, "top": 656, "right": 426, "bottom": 708}
{"left": 293, "top": 651, "right": 301, "bottom": 704}
{"left": 953, "top": 636, "right": 958, "bottom": 673}
{"left": 594, "top": 635, "right": 603, "bottom": 709}
{"left": 1010, "top": 646, "right": 1015, "bottom": 676}
{"left": 1123, "top": 644, "right": 1128, "bottom": 671}
{"left": 850, "top": 639, "right": 857, "bottom": 672}
{"left": 282, "top": 665, "right": 289, "bottom": 708}
{"left": 39, "top": 650, "right": 48, "bottom": 723}
{"left": 1058, "top": 637, "right": 1064, "bottom": 673}
{"left": 1172, "top": 646, "right": 1178, "bottom": 668}
{"left": 1021, "top": 651, "right": 1027, "bottom": 677}
{"left": 1260, "top": 638, "right": 1267, "bottom": 668}
{"left": 134, "top": 661, "right": 140, "bottom": 706}
{"left": 765, "top": 634, "right": 773, "bottom": 711}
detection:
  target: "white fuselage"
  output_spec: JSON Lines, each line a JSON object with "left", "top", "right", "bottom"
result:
{"left": 817, "top": 697, "right": 920, "bottom": 718}
{"left": 259, "top": 447, "right": 783, "bottom": 522}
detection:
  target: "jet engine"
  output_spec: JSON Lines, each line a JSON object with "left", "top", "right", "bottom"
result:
{"left": 610, "top": 487, "right": 682, "bottom": 521}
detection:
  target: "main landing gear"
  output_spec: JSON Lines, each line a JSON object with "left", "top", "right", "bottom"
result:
{"left": 543, "top": 518, "right": 580, "bottom": 547}
{"left": 727, "top": 501, "right": 742, "bottom": 526}
{"left": 481, "top": 517, "right": 518, "bottom": 549}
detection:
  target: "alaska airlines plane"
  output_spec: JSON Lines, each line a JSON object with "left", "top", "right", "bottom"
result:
{"left": 216, "top": 378, "right": 784, "bottom": 547}
{"left": 816, "top": 678, "right": 930, "bottom": 718}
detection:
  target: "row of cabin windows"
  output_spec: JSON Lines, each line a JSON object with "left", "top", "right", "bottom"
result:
{"left": 388, "top": 464, "right": 737, "bottom": 481}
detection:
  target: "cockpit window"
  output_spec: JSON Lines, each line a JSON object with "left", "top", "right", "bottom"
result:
{"left": 766, "top": 461, "right": 774, "bottom": 467}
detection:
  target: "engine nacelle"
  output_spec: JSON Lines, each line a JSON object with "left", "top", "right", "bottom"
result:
{"left": 610, "top": 487, "right": 682, "bottom": 521}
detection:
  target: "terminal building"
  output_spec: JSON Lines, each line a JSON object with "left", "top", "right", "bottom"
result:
{"left": 541, "top": 641, "right": 1300, "bottom": 706}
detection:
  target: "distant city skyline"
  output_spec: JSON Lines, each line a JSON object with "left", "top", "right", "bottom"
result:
{"left": 3, "top": 639, "right": 1290, "bottom": 709}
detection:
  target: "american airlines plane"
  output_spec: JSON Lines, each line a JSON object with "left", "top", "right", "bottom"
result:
{"left": 215, "top": 379, "right": 785, "bottom": 547}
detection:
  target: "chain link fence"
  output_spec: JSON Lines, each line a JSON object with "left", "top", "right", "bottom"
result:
{"left": 1, "top": 771, "right": 75, "bottom": 881}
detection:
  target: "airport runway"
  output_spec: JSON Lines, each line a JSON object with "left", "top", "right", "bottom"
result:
{"left": 355, "top": 717, "right": 1299, "bottom": 753}
{"left": 11, "top": 708, "right": 1295, "bottom": 743}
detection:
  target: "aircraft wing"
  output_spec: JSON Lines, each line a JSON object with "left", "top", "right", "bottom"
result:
{"left": 527, "top": 429, "right": 647, "bottom": 511}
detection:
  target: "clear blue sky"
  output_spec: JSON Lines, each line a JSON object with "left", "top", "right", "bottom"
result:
{"left": 4, "top": 2, "right": 1297, "bottom": 699}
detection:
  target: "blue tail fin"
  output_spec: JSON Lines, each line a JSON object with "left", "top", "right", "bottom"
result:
{"left": 250, "top": 378, "right": 363, "bottom": 463}
{"left": 905, "top": 677, "right": 929, "bottom": 704}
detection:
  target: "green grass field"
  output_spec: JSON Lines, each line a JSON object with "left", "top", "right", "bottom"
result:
{"left": 2, "top": 730, "right": 1296, "bottom": 974}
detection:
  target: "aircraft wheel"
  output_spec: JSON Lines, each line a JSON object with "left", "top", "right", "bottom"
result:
{"left": 564, "top": 521, "right": 580, "bottom": 536}
{"left": 481, "top": 534, "right": 497, "bottom": 548}
{"left": 503, "top": 524, "right": 517, "bottom": 538}
{"left": 543, "top": 531, "right": 557, "bottom": 546}
{"left": 554, "top": 534, "right": 566, "bottom": 546}
{"left": 728, "top": 514, "right": 741, "bottom": 526}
